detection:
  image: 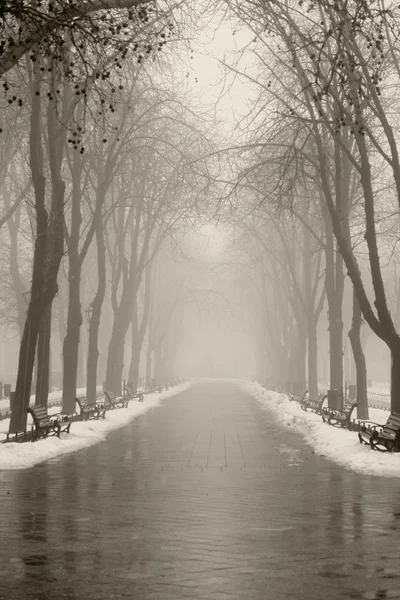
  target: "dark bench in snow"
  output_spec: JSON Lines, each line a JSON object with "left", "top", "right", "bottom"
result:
{"left": 28, "top": 405, "right": 72, "bottom": 441}
{"left": 288, "top": 390, "right": 308, "bottom": 404}
{"left": 76, "top": 397, "right": 106, "bottom": 421}
{"left": 104, "top": 390, "right": 129, "bottom": 409}
{"left": 149, "top": 380, "right": 164, "bottom": 393}
{"left": 300, "top": 393, "right": 327, "bottom": 415}
{"left": 359, "top": 412, "right": 400, "bottom": 452}
{"left": 322, "top": 401, "right": 357, "bottom": 429}
{"left": 358, "top": 417, "right": 386, "bottom": 446}
{"left": 124, "top": 383, "right": 144, "bottom": 403}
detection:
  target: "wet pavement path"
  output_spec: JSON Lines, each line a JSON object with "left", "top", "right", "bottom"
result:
{"left": 1, "top": 381, "right": 400, "bottom": 600}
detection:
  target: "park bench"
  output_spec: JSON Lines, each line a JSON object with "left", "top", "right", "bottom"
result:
{"left": 358, "top": 418, "right": 386, "bottom": 446}
{"left": 300, "top": 393, "right": 328, "bottom": 415}
{"left": 358, "top": 412, "right": 400, "bottom": 452}
{"left": 28, "top": 405, "right": 72, "bottom": 441}
{"left": 322, "top": 400, "right": 358, "bottom": 429}
{"left": 288, "top": 390, "right": 308, "bottom": 404}
{"left": 124, "top": 383, "right": 144, "bottom": 403}
{"left": 104, "top": 390, "right": 129, "bottom": 409}
{"left": 150, "top": 380, "right": 163, "bottom": 393}
{"left": 76, "top": 397, "right": 106, "bottom": 421}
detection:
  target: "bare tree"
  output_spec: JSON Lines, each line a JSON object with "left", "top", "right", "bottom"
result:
{"left": 225, "top": 0, "right": 380, "bottom": 411}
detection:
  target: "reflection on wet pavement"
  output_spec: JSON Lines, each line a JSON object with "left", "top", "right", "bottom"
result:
{"left": 1, "top": 381, "right": 400, "bottom": 599}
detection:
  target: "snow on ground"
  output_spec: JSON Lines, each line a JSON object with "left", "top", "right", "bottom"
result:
{"left": 2, "top": 378, "right": 396, "bottom": 476}
{"left": 239, "top": 379, "right": 400, "bottom": 479}
{"left": 0, "top": 382, "right": 192, "bottom": 471}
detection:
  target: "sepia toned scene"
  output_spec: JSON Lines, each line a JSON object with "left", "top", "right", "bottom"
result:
{"left": 0, "top": 2, "right": 400, "bottom": 599}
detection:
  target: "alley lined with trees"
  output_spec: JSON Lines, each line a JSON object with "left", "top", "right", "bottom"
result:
{"left": 0, "top": 0, "right": 399, "bottom": 440}
{"left": 2, "top": 3, "right": 400, "bottom": 599}
{"left": 0, "top": 1, "right": 217, "bottom": 434}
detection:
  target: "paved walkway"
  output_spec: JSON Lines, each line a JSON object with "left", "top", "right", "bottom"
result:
{"left": 0, "top": 381, "right": 399, "bottom": 599}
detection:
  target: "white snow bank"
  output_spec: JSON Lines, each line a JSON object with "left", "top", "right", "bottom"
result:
{"left": 0, "top": 382, "right": 191, "bottom": 470}
{"left": 239, "top": 379, "right": 400, "bottom": 479}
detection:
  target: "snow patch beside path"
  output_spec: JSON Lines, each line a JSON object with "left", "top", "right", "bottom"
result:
{"left": 0, "top": 382, "right": 192, "bottom": 471}
{"left": 238, "top": 379, "right": 400, "bottom": 479}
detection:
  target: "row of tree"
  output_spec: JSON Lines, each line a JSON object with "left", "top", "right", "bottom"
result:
{"left": 218, "top": 0, "right": 400, "bottom": 416}
{"left": 0, "top": 0, "right": 218, "bottom": 433}
{"left": 3, "top": 0, "right": 400, "bottom": 432}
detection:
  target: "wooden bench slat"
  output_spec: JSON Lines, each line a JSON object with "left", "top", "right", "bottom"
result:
{"left": 385, "top": 422, "right": 400, "bottom": 430}
{"left": 380, "top": 430, "right": 397, "bottom": 438}
{"left": 383, "top": 422, "right": 400, "bottom": 431}
{"left": 387, "top": 413, "right": 400, "bottom": 421}
{"left": 32, "top": 408, "right": 47, "bottom": 418}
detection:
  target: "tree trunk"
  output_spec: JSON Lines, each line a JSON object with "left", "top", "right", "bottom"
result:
{"left": 395, "top": 274, "right": 400, "bottom": 331}
{"left": 145, "top": 339, "right": 152, "bottom": 391}
{"left": 86, "top": 221, "right": 106, "bottom": 405}
{"left": 105, "top": 312, "right": 126, "bottom": 394}
{"left": 128, "top": 294, "right": 140, "bottom": 390}
{"left": 9, "top": 134, "right": 47, "bottom": 431}
{"left": 291, "top": 322, "right": 307, "bottom": 390}
{"left": 9, "top": 66, "right": 48, "bottom": 433}
{"left": 325, "top": 241, "right": 344, "bottom": 398}
{"left": 9, "top": 309, "right": 42, "bottom": 432}
{"left": 78, "top": 339, "right": 85, "bottom": 389}
{"left": 307, "top": 315, "right": 319, "bottom": 401}
{"left": 57, "top": 277, "right": 67, "bottom": 349}
{"left": 154, "top": 343, "right": 163, "bottom": 383}
{"left": 348, "top": 287, "right": 368, "bottom": 419}
{"left": 107, "top": 339, "right": 124, "bottom": 394}
{"left": 302, "top": 219, "right": 324, "bottom": 400}
{"left": 163, "top": 334, "right": 178, "bottom": 383}
{"left": 276, "top": 316, "right": 292, "bottom": 388}
{"left": 106, "top": 256, "right": 138, "bottom": 393}
{"left": 8, "top": 203, "right": 27, "bottom": 340}
{"left": 390, "top": 342, "right": 400, "bottom": 415}
{"left": 62, "top": 265, "right": 83, "bottom": 414}
{"left": 128, "top": 262, "right": 153, "bottom": 391}
{"left": 322, "top": 189, "right": 345, "bottom": 402}
{"left": 43, "top": 176, "right": 65, "bottom": 409}
{"left": 35, "top": 302, "right": 52, "bottom": 407}
{"left": 9, "top": 64, "right": 67, "bottom": 432}
{"left": 86, "top": 314, "right": 100, "bottom": 405}
{"left": 329, "top": 303, "right": 344, "bottom": 394}
{"left": 62, "top": 143, "right": 83, "bottom": 412}
{"left": 128, "top": 336, "right": 141, "bottom": 392}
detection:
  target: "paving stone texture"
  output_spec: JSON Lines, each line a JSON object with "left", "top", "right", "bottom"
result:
{"left": 0, "top": 381, "right": 400, "bottom": 600}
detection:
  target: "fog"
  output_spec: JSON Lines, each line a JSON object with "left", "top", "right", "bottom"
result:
{"left": 2, "top": 4, "right": 400, "bottom": 599}
{"left": 0, "top": 0, "right": 397, "bottom": 424}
